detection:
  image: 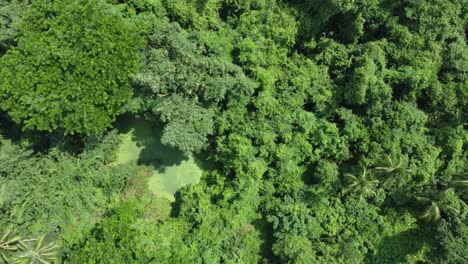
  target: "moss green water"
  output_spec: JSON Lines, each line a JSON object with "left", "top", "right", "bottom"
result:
{"left": 115, "top": 117, "right": 202, "bottom": 201}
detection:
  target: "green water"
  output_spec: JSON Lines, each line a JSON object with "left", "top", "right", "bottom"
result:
{"left": 115, "top": 116, "right": 202, "bottom": 201}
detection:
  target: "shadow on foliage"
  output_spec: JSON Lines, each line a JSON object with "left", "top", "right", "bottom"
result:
{"left": 170, "top": 191, "right": 183, "bottom": 218}
{"left": 285, "top": 0, "right": 345, "bottom": 47}
{"left": 0, "top": 110, "right": 84, "bottom": 154}
{"left": 253, "top": 217, "right": 278, "bottom": 264}
{"left": 0, "top": 111, "right": 21, "bottom": 141}
{"left": 192, "top": 145, "right": 219, "bottom": 172}
{"left": 364, "top": 228, "right": 429, "bottom": 264}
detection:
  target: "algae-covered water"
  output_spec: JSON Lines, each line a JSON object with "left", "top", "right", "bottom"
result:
{"left": 115, "top": 116, "right": 202, "bottom": 201}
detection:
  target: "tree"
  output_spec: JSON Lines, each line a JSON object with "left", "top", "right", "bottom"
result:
{"left": 342, "top": 168, "right": 379, "bottom": 199}
{"left": 374, "top": 155, "right": 412, "bottom": 189}
{"left": 416, "top": 184, "right": 451, "bottom": 223}
{"left": 448, "top": 170, "right": 468, "bottom": 199}
{"left": 436, "top": 216, "right": 468, "bottom": 264}
{"left": 132, "top": 20, "right": 254, "bottom": 153}
{"left": 415, "top": 169, "right": 467, "bottom": 223}
{"left": 374, "top": 155, "right": 404, "bottom": 174}
{"left": 0, "top": 229, "right": 58, "bottom": 264}
{"left": 66, "top": 195, "right": 195, "bottom": 263}
{"left": 155, "top": 95, "right": 214, "bottom": 154}
{"left": 418, "top": 199, "right": 442, "bottom": 223}
{"left": 12, "top": 236, "right": 58, "bottom": 264}
{"left": 0, "top": 0, "right": 144, "bottom": 135}
{"left": 0, "top": 228, "right": 21, "bottom": 263}
{"left": 0, "top": 134, "right": 135, "bottom": 243}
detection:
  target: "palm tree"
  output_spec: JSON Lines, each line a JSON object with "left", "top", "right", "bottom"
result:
{"left": 413, "top": 169, "right": 467, "bottom": 222}
{"left": 11, "top": 235, "right": 58, "bottom": 264}
{"left": 374, "top": 155, "right": 412, "bottom": 188}
{"left": 415, "top": 189, "right": 444, "bottom": 223}
{"left": 342, "top": 168, "right": 379, "bottom": 198}
{"left": 418, "top": 200, "right": 442, "bottom": 222}
{"left": 448, "top": 170, "right": 468, "bottom": 198}
{"left": 415, "top": 182, "right": 455, "bottom": 223}
{"left": 374, "top": 155, "right": 404, "bottom": 173}
{"left": 0, "top": 228, "right": 21, "bottom": 263}
{"left": 0, "top": 229, "right": 58, "bottom": 264}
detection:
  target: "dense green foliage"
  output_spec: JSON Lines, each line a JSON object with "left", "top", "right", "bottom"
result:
{"left": 0, "top": 0, "right": 466, "bottom": 263}
{"left": 131, "top": 19, "right": 255, "bottom": 153}
{"left": 0, "top": 0, "right": 29, "bottom": 54}
{"left": 0, "top": 0, "right": 144, "bottom": 135}
{"left": 0, "top": 132, "right": 138, "bottom": 242}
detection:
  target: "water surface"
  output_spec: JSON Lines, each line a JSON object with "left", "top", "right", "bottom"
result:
{"left": 115, "top": 116, "right": 202, "bottom": 201}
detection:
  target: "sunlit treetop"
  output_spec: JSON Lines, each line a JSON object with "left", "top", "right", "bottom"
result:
{"left": 0, "top": 0, "right": 144, "bottom": 135}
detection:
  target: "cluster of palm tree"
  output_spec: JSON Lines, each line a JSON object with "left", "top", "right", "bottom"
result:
{"left": 341, "top": 154, "right": 466, "bottom": 223}
{"left": 1, "top": 228, "right": 58, "bottom": 264}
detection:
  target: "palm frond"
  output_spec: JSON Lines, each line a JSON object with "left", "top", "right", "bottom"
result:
{"left": 419, "top": 202, "right": 441, "bottom": 222}
{"left": 344, "top": 173, "right": 358, "bottom": 181}
{"left": 342, "top": 168, "right": 378, "bottom": 198}
{"left": 0, "top": 228, "right": 22, "bottom": 264}
{"left": 12, "top": 236, "right": 58, "bottom": 264}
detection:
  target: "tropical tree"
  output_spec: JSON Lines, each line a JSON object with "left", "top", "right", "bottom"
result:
{"left": 448, "top": 170, "right": 468, "bottom": 199}
{"left": 374, "top": 155, "right": 412, "bottom": 189}
{"left": 415, "top": 168, "right": 467, "bottom": 222}
{"left": 417, "top": 198, "right": 443, "bottom": 223}
{"left": 415, "top": 186, "right": 449, "bottom": 223}
{"left": 131, "top": 20, "right": 255, "bottom": 153}
{"left": 0, "top": 0, "right": 29, "bottom": 54}
{"left": 374, "top": 155, "right": 404, "bottom": 174}
{"left": 0, "top": 230, "right": 58, "bottom": 264}
{"left": 11, "top": 235, "right": 58, "bottom": 264}
{"left": 342, "top": 168, "right": 379, "bottom": 199}
{"left": 0, "top": 0, "right": 144, "bottom": 135}
{"left": 0, "top": 228, "right": 21, "bottom": 263}
{"left": 155, "top": 95, "right": 215, "bottom": 154}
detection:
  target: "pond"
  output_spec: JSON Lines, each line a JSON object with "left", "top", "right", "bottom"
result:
{"left": 115, "top": 116, "right": 202, "bottom": 201}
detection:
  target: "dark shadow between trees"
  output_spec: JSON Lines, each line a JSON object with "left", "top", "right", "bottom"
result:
{"left": 253, "top": 217, "right": 278, "bottom": 264}
{"left": 0, "top": 110, "right": 85, "bottom": 154}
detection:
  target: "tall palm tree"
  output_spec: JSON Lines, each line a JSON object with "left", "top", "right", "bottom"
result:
{"left": 415, "top": 181, "right": 459, "bottom": 223}
{"left": 374, "top": 155, "right": 403, "bottom": 173}
{"left": 0, "top": 229, "right": 58, "bottom": 264}
{"left": 448, "top": 170, "right": 468, "bottom": 198}
{"left": 415, "top": 188, "right": 445, "bottom": 223}
{"left": 412, "top": 168, "right": 467, "bottom": 222}
{"left": 374, "top": 155, "right": 412, "bottom": 188}
{"left": 0, "top": 228, "right": 21, "bottom": 263}
{"left": 418, "top": 200, "right": 442, "bottom": 222}
{"left": 11, "top": 235, "right": 58, "bottom": 264}
{"left": 342, "top": 168, "right": 379, "bottom": 198}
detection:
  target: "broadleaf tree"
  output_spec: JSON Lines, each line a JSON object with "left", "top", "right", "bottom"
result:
{"left": 0, "top": 0, "right": 144, "bottom": 135}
